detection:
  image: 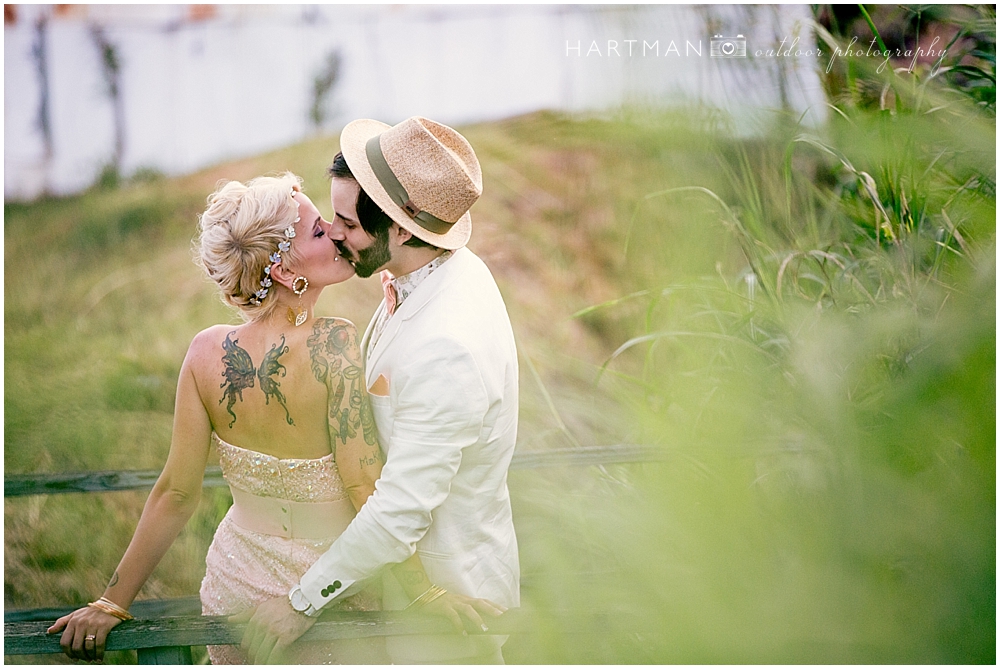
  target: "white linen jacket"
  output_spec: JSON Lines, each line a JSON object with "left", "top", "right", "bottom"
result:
{"left": 297, "top": 247, "right": 520, "bottom": 661}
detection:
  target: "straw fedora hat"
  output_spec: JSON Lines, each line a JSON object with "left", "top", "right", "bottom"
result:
{"left": 339, "top": 116, "right": 482, "bottom": 250}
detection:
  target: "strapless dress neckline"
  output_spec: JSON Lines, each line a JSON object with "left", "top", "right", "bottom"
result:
{"left": 212, "top": 433, "right": 347, "bottom": 504}
{"left": 213, "top": 433, "right": 334, "bottom": 463}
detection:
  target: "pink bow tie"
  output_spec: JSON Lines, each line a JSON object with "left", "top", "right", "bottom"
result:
{"left": 381, "top": 270, "right": 398, "bottom": 315}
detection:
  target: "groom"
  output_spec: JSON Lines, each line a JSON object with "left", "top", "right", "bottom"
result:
{"left": 240, "top": 117, "right": 520, "bottom": 664}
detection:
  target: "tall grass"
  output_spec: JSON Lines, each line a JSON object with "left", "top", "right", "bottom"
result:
{"left": 509, "top": 40, "right": 995, "bottom": 664}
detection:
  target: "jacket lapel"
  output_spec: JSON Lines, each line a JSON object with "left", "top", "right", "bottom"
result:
{"left": 361, "top": 301, "right": 385, "bottom": 388}
{"left": 364, "top": 248, "right": 473, "bottom": 375}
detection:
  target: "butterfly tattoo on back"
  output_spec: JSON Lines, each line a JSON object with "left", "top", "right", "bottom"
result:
{"left": 258, "top": 335, "right": 294, "bottom": 426}
{"left": 219, "top": 331, "right": 294, "bottom": 428}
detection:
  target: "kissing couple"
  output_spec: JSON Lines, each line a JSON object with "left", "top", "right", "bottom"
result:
{"left": 49, "top": 117, "right": 520, "bottom": 664}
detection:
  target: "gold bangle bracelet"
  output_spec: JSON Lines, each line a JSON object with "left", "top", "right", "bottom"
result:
{"left": 422, "top": 587, "right": 448, "bottom": 606}
{"left": 420, "top": 585, "right": 446, "bottom": 605}
{"left": 87, "top": 601, "right": 130, "bottom": 621}
{"left": 87, "top": 597, "right": 133, "bottom": 621}
{"left": 404, "top": 584, "right": 447, "bottom": 611}
{"left": 404, "top": 586, "right": 435, "bottom": 611}
{"left": 99, "top": 597, "right": 134, "bottom": 619}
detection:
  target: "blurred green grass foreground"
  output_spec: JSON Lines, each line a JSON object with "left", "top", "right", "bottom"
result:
{"left": 4, "top": 26, "right": 996, "bottom": 666}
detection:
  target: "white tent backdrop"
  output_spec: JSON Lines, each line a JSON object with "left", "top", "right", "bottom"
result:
{"left": 5, "top": 4, "right": 827, "bottom": 200}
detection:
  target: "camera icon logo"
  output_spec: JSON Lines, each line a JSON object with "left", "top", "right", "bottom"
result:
{"left": 710, "top": 34, "right": 747, "bottom": 58}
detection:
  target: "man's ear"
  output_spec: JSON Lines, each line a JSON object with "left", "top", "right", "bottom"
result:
{"left": 390, "top": 223, "right": 412, "bottom": 247}
{"left": 269, "top": 261, "right": 296, "bottom": 290}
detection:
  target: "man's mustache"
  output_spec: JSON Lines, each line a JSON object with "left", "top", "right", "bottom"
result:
{"left": 334, "top": 241, "right": 353, "bottom": 260}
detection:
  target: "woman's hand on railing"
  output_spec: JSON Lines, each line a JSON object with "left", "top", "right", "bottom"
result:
{"left": 421, "top": 592, "right": 507, "bottom": 634}
{"left": 47, "top": 606, "right": 122, "bottom": 662}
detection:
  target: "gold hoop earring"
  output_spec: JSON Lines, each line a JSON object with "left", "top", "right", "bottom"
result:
{"left": 288, "top": 276, "right": 309, "bottom": 327}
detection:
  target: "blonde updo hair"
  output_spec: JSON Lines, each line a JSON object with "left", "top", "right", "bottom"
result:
{"left": 197, "top": 172, "right": 303, "bottom": 322}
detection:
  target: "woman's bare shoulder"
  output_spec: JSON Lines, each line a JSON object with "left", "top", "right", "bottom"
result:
{"left": 312, "top": 316, "right": 357, "bottom": 331}
{"left": 185, "top": 324, "right": 243, "bottom": 360}
{"left": 307, "top": 318, "right": 363, "bottom": 361}
{"left": 309, "top": 318, "right": 360, "bottom": 345}
{"left": 191, "top": 323, "right": 242, "bottom": 344}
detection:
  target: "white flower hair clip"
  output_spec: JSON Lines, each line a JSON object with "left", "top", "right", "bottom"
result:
{"left": 248, "top": 188, "right": 300, "bottom": 306}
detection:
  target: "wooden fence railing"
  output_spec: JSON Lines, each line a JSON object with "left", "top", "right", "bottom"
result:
{"left": 4, "top": 444, "right": 662, "bottom": 662}
{"left": 5, "top": 444, "right": 661, "bottom": 497}
{"left": 5, "top": 609, "right": 538, "bottom": 662}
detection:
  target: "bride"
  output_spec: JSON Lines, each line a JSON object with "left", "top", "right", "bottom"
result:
{"left": 47, "top": 173, "right": 500, "bottom": 663}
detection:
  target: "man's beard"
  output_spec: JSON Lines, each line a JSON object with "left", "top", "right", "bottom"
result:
{"left": 340, "top": 228, "right": 391, "bottom": 278}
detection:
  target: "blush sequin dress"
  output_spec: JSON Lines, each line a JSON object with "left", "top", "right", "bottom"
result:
{"left": 199, "top": 436, "right": 385, "bottom": 664}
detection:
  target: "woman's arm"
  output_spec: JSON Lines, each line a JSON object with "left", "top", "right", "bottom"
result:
{"left": 47, "top": 342, "right": 214, "bottom": 661}
{"left": 307, "top": 319, "right": 382, "bottom": 510}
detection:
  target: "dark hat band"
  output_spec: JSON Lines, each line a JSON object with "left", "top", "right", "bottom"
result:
{"left": 365, "top": 135, "right": 455, "bottom": 234}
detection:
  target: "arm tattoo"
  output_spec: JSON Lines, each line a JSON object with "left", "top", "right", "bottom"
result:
{"left": 108, "top": 571, "right": 119, "bottom": 587}
{"left": 219, "top": 331, "right": 255, "bottom": 428}
{"left": 359, "top": 393, "right": 377, "bottom": 446}
{"left": 257, "top": 334, "right": 294, "bottom": 425}
{"left": 358, "top": 446, "right": 384, "bottom": 471}
{"left": 308, "top": 320, "right": 378, "bottom": 446}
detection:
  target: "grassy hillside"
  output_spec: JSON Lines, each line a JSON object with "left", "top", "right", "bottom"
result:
{"left": 5, "top": 96, "right": 995, "bottom": 663}
{"left": 4, "top": 110, "right": 702, "bottom": 632}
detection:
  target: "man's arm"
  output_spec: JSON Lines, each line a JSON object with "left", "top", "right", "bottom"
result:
{"left": 306, "top": 320, "right": 499, "bottom": 622}
{"left": 299, "top": 339, "right": 488, "bottom": 602}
